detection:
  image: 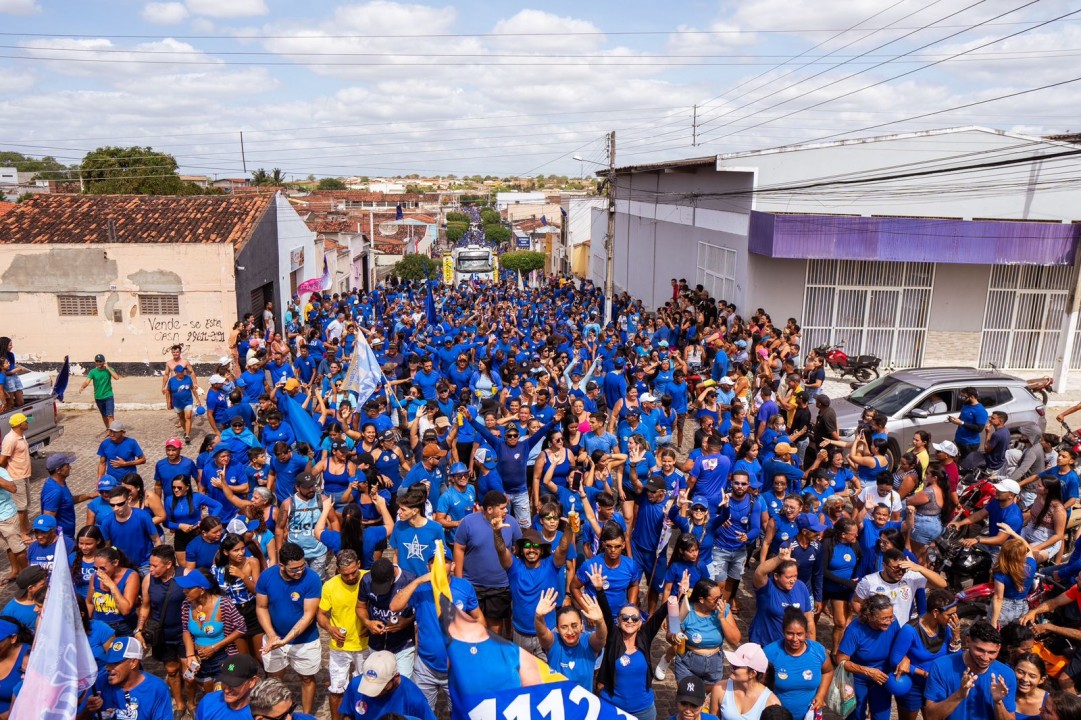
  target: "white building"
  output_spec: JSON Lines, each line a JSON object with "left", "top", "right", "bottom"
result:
{"left": 592, "top": 127, "right": 1081, "bottom": 376}
{"left": 495, "top": 192, "right": 547, "bottom": 211}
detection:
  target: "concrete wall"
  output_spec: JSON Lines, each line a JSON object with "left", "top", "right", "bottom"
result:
{"left": 235, "top": 205, "right": 280, "bottom": 327}
{"left": 0, "top": 243, "right": 237, "bottom": 365}
{"left": 507, "top": 203, "right": 563, "bottom": 224}
{"left": 749, "top": 255, "right": 806, "bottom": 321}
{"left": 275, "top": 193, "right": 319, "bottom": 313}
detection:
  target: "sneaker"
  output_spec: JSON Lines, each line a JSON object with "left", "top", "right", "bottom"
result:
{"left": 184, "top": 434, "right": 191, "bottom": 445}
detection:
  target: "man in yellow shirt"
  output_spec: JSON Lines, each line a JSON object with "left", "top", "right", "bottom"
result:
{"left": 317, "top": 549, "right": 369, "bottom": 720}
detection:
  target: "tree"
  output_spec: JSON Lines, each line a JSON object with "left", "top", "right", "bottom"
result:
{"left": 15, "top": 192, "right": 34, "bottom": 203}
{"left": 499, "top": 250, "right": 546, "bottom": 274}
{"left": 391, "top": 253, "right": 440, "bottom": 280}
{"left": 0, "top": 152, "right": 72, "bottom": 179}
{"left": 446, "top": 224, "right": 467, "bottom": 243}
{"left": 445, "top": 211, "right": 470, "bottom": 224}
{"left": 317, "top": 177, "right": 347, "bottom": 190}
{"left": 484, "top": 225, "right": 511, "bottom": 244}
{"left": 480, "top": 208, "right": 500, "bottom": 225}
{"left": 80, "top": 146, "right": 193, "bottom": 195}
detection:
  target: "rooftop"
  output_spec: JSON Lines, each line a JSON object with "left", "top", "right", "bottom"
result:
{"left": 0, "top": 193, "right": 275, "bottom": 246}
{"left": 0, "top": 201, "right": 16, "bottom": 218}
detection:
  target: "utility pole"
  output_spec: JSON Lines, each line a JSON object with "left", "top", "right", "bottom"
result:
{"left": 605, "top": 130, "right": 616, "bottom": 323}
{"left": 239, "top": 131, "right": 247, "bottom": 174}
{"left": 693, "top": 105, "right": 697, "bottom": 146}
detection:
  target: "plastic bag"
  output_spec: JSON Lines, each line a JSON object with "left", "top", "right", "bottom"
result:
{"left": 826, "top": 663, "right": 857, "bottom": 718}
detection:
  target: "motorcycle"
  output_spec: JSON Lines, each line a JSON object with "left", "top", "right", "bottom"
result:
{"left": 814, "top": 342, "right": 882, "bottom": 382}
{"left": 953, "top": 467, "right": 998, "bottom": 523}
{"left": 928, "top": 526, "right": 993, "bottom": 597}
{"left": 1027, "top": 376, "right": 1054, "bottom": 405}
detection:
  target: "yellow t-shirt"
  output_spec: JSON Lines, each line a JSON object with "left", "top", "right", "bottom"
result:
{"left": 319, "top": 571, "right": 368, "bottom": 652}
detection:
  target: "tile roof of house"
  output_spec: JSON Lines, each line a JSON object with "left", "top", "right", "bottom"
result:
{"left": 0, "top": 201, "right": 16, "bottom": 218}
{"left": 308, "top": 190, "right": 421, "bottom": 202}
{"left": 0, "top": 193, "right": 275, "bottom": 247}
{"left": 309, "top": 219, "right": 351, "bottom": 234}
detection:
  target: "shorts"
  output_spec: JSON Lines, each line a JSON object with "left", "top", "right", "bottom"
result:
{"left": 0, "top": 515, "right": 25, "bottom": 553}
{"left": 176, "top": 404, "right": 194, "bottom": 414}
{"left": 95, "top": 397, "right": 115, "bottom": 418}
{"left": 9, "top": 477, "right": 29, "bottom": 513}
{"left": 674, "top": 649, "right": 725, "bottom": 685}
{"left": 5, "top": 375, "right": 23, "bottom": 392}
{"left": 632, "top": 545, "right": 667, "bottom": 593}
{"left": 194, "top": 649, "right": 228, "bottom": 683}
{"left": 825, "top": 587, "right": 854, "bottom": 602}
{"left": 151, "top": 640, "right": 184, "bottom": 664}
{"left": 412, "top": 655, "right": 447, "bottom": 707}
{"left": 261, "top": 637, "right": 321, "bottom": 676}
{"left": 511, "top": 629, "right": 547, "bottom": 661}
{"left": 236, "top": 600, "right": 260, "bottom": 638}
{"left": 711, "top": 547, "right": 746, "bottom": 582}
{"left": 328, "top": 648, "right": 369, "bottom": 694}
{"left": 475, "top": 586, "right": 512, "bottom": 621}
{"left": 306, "top": 551, "right": 329, "bottom": 580}
{"left": 911, "top": 514, "right": 943, "bottom": 545}
{"left": 393, "top": 645, "right": 416, "bottom": 679}
{"left": 173, "top": 528, "right": 198, "bottom": 552}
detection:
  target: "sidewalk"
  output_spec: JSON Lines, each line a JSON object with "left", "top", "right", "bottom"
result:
{"left": 54, "top": 367, "right": 1081, "bottom": 412}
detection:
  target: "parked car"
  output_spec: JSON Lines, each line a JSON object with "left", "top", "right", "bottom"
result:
{"left": 0, "top": 371, "right": 64, "bottom": 456}
{"left": 830, "top": 367, "right": 1046, "bottom": 459}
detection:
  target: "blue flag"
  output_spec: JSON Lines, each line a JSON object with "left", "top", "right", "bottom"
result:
{"left": 396, "top": 203, "right": 404, "bottom": 220}
{"left": 425, "top": 280, "right": 439, "bottom": 326}
{"left": 276, "top": 392, "right": 323, "bottom": 450}
{"left": 343, "top": 334, "right": 385, "bottom": 408}
{"left": 53, "top": 355, "right": 70, "bottom": 402}
{"left": 540, "top": 215, "right": 548, "bottom": 226}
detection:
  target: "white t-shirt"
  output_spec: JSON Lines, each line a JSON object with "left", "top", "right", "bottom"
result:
{"left": 859, "top": 486, "right": 904, "bottom": 514}
{"left": 855, "top": 570, "right": 928, "bottom": 623}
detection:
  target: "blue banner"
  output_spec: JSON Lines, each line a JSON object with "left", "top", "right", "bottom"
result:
{"left": 276, "top": 391, "right": 323, "bottom": 450}
{"left": 453, "top": 680, "right": 636, "bottom": 720}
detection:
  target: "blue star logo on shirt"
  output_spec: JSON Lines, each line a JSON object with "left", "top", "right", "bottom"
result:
{"left": 403, "top": 535, "right": 429, "bottom": 560}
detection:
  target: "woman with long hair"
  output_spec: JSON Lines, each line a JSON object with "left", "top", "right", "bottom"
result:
{"left": 819, "top": 517, "right": 860, "bottom": 649}
{"left": 311, "top": 441, "right": 356, "bottom": 511}
{"left": 909, "top": 430, "right": 932, "bottom": 474}
{"left": 1013, "top": 653, "right": 1049, "bottom": 720}
{"left": 990, "top": 534, "right": 1038, "bottom": 628}
{"left": 177, "top": 568, "right": 246, "bottom": 706}
{"left": 162, "top": 474, "right": 223, "bottom": 566}
{"left": 1022, "top": 476, "right": 1068, "bottom": 564}
{"left": 763, "top": 608, "right": 832, "bottom": 720}
{"left": 595, "top": 578, "right": 670, "bottom": 720}
{"left": 120, "top": 472, "right": 167, "bottom": 527}
{"left": 212, "top": 534, "right": 262, "bottom": 656}
{"left": 893, "top": 452, "right": 923, "bottom": 500}
{"left": 533, "top": 428, "right": 574, "bottom": 509}
{"left": 87, "top": 546, "right": 140, "bottom": 636}
{"left": 889, "top": 588, "right": 960, "bottom": 720}
{"left": 0, "top": 619, "right": 29, "bottom": 717}
{"left": 709, "top": 642, "right": 780, "bottom": 719}
{"left": 671, "top": 578, "right": 740, "bottom": 692}
{"left": 71, "top": 525, "right": 106, "bottom": 599}
{"left": 906, "top": 465, "right": 954, "bottom": 566}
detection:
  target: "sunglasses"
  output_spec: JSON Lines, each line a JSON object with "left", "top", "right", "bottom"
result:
{"left": 541, "top": 515, "right": 558, "bottom": 521}
{"left": 520, "top": 542, "right": 543, "bottom": 549}
{"left": 109, "top": 501, "right": 127, "bottom": 508}
{"left": 256, "top": 704, "right": 295, "bottom": 720}
{"left": 506, "top": 434, "right": 520, "bottom": 439}
{"left": 618, "top": 614, "right": 642, "bottom": 623}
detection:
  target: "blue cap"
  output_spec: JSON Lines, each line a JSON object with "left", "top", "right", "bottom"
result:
{"left": 449, "top": 462, "right": 469, "bottom": 475}
{"left": 104, "top": 637, "right": 144, "bottom": 663}
{"left": 0, "top": 620, "right": 17, "bottom": 641}
{"left": 473, "top": 448, "right": 496, "bottom": 469}
{"left": 211, "top": 442, "right": 232, "bottom": 456}
{"left": 690, "top": 495, "right": 710, "bottom": 510}
{"left": 32, "top": 515, "right": 57, "bottom": 532}
{"left": 614, "top": 357, "right": 626, "bottom": 368}
{"left": 797, "top": 513, "right": 827, "bottom": 533}
{"left": 734, "top": 340, "right": 747, "bottom": 348}
{"left": 174, "top": 571, "right": 212, "bottom": 591}
{"left": 98, "top": 475, "right": 119, "bottom": 492}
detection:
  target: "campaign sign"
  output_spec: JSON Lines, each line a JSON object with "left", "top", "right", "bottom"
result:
{"left": 455, "top": 680, "right": 638, "bottom": 720}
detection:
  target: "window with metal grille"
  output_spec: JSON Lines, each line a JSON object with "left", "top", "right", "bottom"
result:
{"left": 138, "top": 294, "right": 180, "bottom": 315}
{"left": 57, "top": 295, "right": 97, "bottom": 316}
{"left": 696, "top": 242, "right": 737, "bottom": 304}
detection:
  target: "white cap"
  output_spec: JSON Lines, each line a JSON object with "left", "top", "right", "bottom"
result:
{"left": 640, "top": 393, "right": 657, "bottom": 403}
{"left": 358, "top": 651, "right": 398, "bottom": 695}
{"left": 226, "top": 518, "right": 248, "bottom": 535}
{"left": 718, "top": 376, "right": 735, "bottom": 386}
{"left": 218, "top": 356, "right": 231, "bottom": 366}
{"left": 209, "top": 374, "right": 226, "bottom": 384}
{"left": 993, "top": 478, "right": 1021, "bottom": 495}
{"left": 932, "top": 440, "right": 959, "bottom": 458}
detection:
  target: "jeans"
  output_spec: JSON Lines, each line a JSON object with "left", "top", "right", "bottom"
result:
{"left": 306, "top": 551, "right": 329, "bottom": 580}
{"left": 506, "top": 491, "right": 531, "bottom": 528}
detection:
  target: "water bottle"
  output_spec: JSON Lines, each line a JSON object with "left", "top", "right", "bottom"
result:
{"left": 667, "top": 596, "right": 680, "bottom": 631}
{"left": 182, "top": 658, "right": 200, "bottom": 682}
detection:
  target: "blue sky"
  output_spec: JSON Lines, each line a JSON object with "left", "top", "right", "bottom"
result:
{"left": 1, "top": 0, "right": 1079, "bottom": 178}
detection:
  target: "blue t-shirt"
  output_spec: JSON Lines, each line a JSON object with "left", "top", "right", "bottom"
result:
{"left": 96, "top": 436, "right": 144, "bottom": 466}
{"left": 27, "top": 540, "right": 74, "bottom": 571}
{"left": 507, "top": 556, "right": 561, "bottom": 635}
{"left": 340, "top": 675, "right": 435, "bottom": 720}
{"left": 601, "top": 648, "right": 653, "bottom": 713}
{"left": 454, "top": 512, "right": 521, "bottom": 589}
{"left": 153, "top": 457, "right": 198, "bottom": 494}
{"left": 986, "top": 501, "right": 1024, "bottom": 543}
{"left": 254, "top": 567, "right": 323, "bottom": 644}
{"left": 195, "top": 690, "right": 255, "bottom": 720}
{"left": 1043, "top": 467, "right": 1081, "bottom": 503}
{"left": 100, "top": 509, "right": 158, "bottom": 566}
{"left": 925, "top": 652, "right": 1016, "bottom": 720}
{"left": 435, "top": 485, "right": 476, "bottom": 545}
{"left": 168, "top": 375, "right": 194, "bottom": 407}
{"left": 184, "top": 536, "right": 220, "bottom": 569}
{"left": 548, "top": 632, "right": 600, "bottom": 690}
{"left": 837, "top": 619, "right": 901, "bottom": 671}
{"left": 410, "top": 577, "right": 478, "bottom": 674}
{"left": 690, "top": 453, "right": 732, "bottom": 504}
{"left": 763, "top": 639, "right": 828, "bottom": 717}
{"left": 95, "top": 672, "right": 173, "bottom": 720}
{"left": 749, "top": 578, "right": 813, "bottom": 647}
{"left": 40, "top": 478, "right": 77, "bottom": 540}
{"left": 996, "top": 556, "right": 1038, "bottom": 599}
{"left": 389, "top": 520, "right": 446, "bottom": 579}
{"left": 576, "top": 555, "right": 642, "bottom": 616}
{"left": 956, "top": 403, "right": 989, "bottom": 445}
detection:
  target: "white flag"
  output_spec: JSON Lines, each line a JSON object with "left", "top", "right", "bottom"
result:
{"left": 344, "top": 333, "right": 386, "bottom": 409}
{"left": 11, "top": 534, "right": 97, "bottom": 720}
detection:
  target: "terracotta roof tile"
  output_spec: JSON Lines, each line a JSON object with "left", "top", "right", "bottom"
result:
{"left": 0, "top": 194, "right": 275, "bottom": 246}
{"left": 308, "top": 190, "right": 421, "bottom": 202}
{"left": 0, "top": 201, "right": 16, "bottom": 218}
{"left": 309, "top": 219, "right": 350, "bottom": 234}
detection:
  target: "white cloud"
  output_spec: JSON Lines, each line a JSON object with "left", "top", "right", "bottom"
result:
{"left": 141, "top": 2, "right": 189, "bottom": 25}
{"left": 667, "top": 21, "right": 757, "bottom": 55}
{"left": 0, "top": 0, "right": 39, "bottom": 15}
{"left": 18, "top": 38, "right": 225, "bottom": 78}
{"left": 186, "top": 0, "right": 267, "bottom": 19}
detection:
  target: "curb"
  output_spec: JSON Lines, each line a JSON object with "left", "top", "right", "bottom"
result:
{"left": 62, "top": 402, "right": 169, "bottom": 411}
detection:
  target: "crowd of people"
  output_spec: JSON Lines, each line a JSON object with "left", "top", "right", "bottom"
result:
{"left": 4, "top": 271, "right": 1081, "bottom": 720}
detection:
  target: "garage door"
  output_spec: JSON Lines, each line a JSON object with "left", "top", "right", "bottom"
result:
{"left": 802, "top": 259, "right": 934, "bottom": 368}
{"left": 980, "top": 265, "right": 1071, "bottom": 370}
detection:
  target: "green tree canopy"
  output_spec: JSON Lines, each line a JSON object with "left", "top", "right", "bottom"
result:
{"left": 391, "top": 253, "right": 440, "bottom": 280}
{"left": 484, "top": 224, "right": 511, "bottom": 244}
{"left": 446, "top": 224, "right": 467, "bottom": 243}
{"left": 80, "top": 146, "right": 203, "bottom": 195}
{"left": 499, "top": 250, "right": 546, "bottom": 274}
{"left": 445, "top": 211, "right": 470, "bottom": 224}
{"left": 480, "top": 208, "right": 500, "bottom": 225}
{"left": 0, "top": 152, "right": 72, "bottom": 179}
{"left": 317, "top": 177, "right": 347, "bottom": 190}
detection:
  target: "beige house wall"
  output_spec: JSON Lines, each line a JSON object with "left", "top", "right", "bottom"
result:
{"left": 0, "top": 243, "right": 237, "bottom": 364}
{"left": 507, "top": 203, "right": 563, "bottom": 224}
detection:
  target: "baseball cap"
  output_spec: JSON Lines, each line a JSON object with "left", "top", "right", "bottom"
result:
{"left": 585, "top": 381, "right": 598, "bottom": 391}
{"left": 379, "top": 429, "right": 397, "bottom": 443}
{"left": 164, "top": 437, "right": 183, "bottom": 449}
{"left": 31, "top": 515, "right": 57, "bottom": 532}
{"left": 8, "top": 413, "right": 28, "bottom": 428}
{"left": 104, "top": 637, "right": 144, "bottom": 663}
{"left": 246, "top": 357, "right": 260, "bottom": 367}
{"left": 724, "top": 643, "right": 769, "bottom": 673}
{"left": 217, "top": 654, "right": 260, "bottom": 686}
{"left": 774, "top": 442, "right": 797, "bottom": 455}
{"left": 209, "top": 374, "right": 226, "bottom": 385}
{"left": 626, "top": 408, "right": 641, "bottom": 419}
{"left": 734, "top": 340, "right": 748, "bottom": 349}
{"left": 226, "top": 518, "right": 249, "bottom": 535}
{"left": 993, "top": 479, "right": 1022, "bottom": 495}
{"left": 0, "top": 620, "right": 18, "bottom": 642}
{"left": 94, "top": 354, "right": 106, "bottom": 363}
{"left": 295, "top": 473, "right": 317, "bottom": 489}
{"left": 797, "top": 514, "right": 827, "bottom": 533}
{"left": 434, "top": 416, "right": 451, "bottom": 429}
{"left": 933, "top": 440, "right": 959, "bottom": 458}
{"left": 174, "top": 571, "right": 212, "bottom": 591}
{"left": 284, "top": 378, "right": 300, "bottom": 391}
{"left": 358, "top": 651, "right": 399, "bottom": 695}
{"left": 690, "top": 495, "right": 709, "bottom": 510}
{"left": 108, "top": 420, "right": 125, "bottom": 432}
{"left": 423, "top": 444, "right": 448, "bottom": 459}
{"left": 218, "top": 356, "right": 231, "bottom": 366}
{"left": 640, "top": 393, "right": 657, "bottom": 403}
{"left": 173, "top": 365, "right": 186, "bottom": 374}
{"left": 16, "top": 566, "right": 46, "bottom": 590}
{"left": 473, "top": 447, "right": 496, "bottom": 469}
{"left": 369, "top": 558, "right": 396, "bottom": 595}
{"left": 658, "top": 340, "right": 669, "bottom": 348}
{"left": 646, "top": 475, "right": 668, "bottom": 493}
{"left": 718, "top": 377, "right": 735, "bottom": 386}
{"left": 98, "top": 475, "right": 119, "bottom": 492}
{"left": 45, "top": 453, "right": 75, "bottom": 472}
{"left": 675, "top": 675, "right": 707, "bottom": 706}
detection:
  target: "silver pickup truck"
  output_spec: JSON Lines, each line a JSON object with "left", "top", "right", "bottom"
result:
{"left": 0, "top": 371, "right": 65, "bottom": 455}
